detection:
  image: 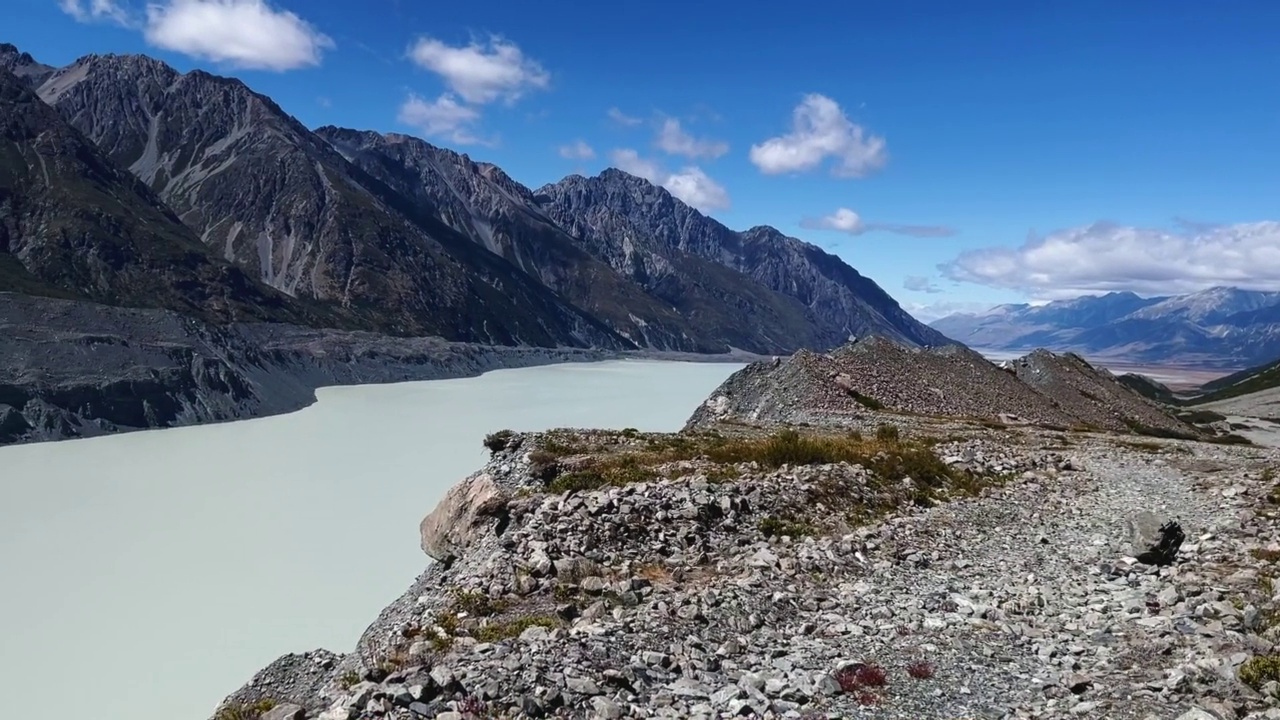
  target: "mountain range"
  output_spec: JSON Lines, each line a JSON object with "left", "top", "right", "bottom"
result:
{"left": 0, "top": 42, "right": 948, "bottom": 356}
{"left": 930, "top": 287, "right": 1280, "bottom": 368}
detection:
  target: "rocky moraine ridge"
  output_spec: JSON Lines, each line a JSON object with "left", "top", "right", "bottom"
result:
{"left": 213, "top": 339, "right": 1280, "bottom": 720}
{"left": 0, "top": 292, "right": 624, "bottom": 446}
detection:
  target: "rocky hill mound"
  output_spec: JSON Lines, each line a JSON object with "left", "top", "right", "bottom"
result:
{"left": 688, "top": 336, "right": 1072, "bottom": 429}
{"left": 1007, "top": 349, "right": 1201, "bottom": 435}
{"left": 688, "top": 337, "right": 1205, "bottom": 439}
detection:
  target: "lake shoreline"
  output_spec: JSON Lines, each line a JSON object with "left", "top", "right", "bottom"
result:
{"left": 0, "top": 292, "right": 769, "bottom": 448}
{"left": 0, "top": 359, "right": 747, "bottom": 720}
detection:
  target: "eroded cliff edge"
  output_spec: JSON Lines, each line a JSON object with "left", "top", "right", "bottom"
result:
{"left": 2, "top": 293, "right": 753, "bottom": 446}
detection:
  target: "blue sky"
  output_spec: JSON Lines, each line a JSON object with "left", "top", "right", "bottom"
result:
{"left": 11, "top": 0, "right": 1280, "bottom": 320}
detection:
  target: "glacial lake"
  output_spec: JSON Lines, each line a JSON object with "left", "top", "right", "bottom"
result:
{"left": 0, "top": 359, "right": 744, "bottom": 720}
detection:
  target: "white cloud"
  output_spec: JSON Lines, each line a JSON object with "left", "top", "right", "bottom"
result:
{"left": 610, "top": 149, "right": 666, "bottom": 184}
{"left": 59, "top": 0, "right": 130, "bottom": 24}
{"left": 655, "top": 118, "right": 727, "bottom": 159}
{"left": 407, "top": 35, "right": 548, "bottom": 105}
{"left": 903, "top": 276, "right": 943, "bottom": 294}
{"left": 941, "top": 220, "right": 1280, "bottom": 298}
{"left": 801, "top": 208, "right": 865, "bottom": 234}
{"left": 143, "top": 0, "right": 333, "bottom": 71}
{"left": 801, "top": 207, "right": 957, "bottom": 238}
{"left": 610, "top": 148, "right": 730, "bottom": 212}
{"left": 749, "top": 94, "right": 887, "bottom": 177}
{"left": 398, "top": 93, "right": 489, "bottom": 146}
{"left": 557, "top": 140, "right": 596, "bottom": 160}
{"left": 606, "top": 107, "right": 642, "bottom": 127}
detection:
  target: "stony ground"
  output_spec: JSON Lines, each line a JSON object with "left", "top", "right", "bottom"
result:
{"left": 216, "top": 417, "right": 1280, "bottom": 720}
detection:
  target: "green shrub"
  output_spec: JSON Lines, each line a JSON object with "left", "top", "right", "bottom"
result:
{"left": 759, "top": 516, "right": 814, "bottom": 538}
{"left": 1240, "top": 655, "right": 1280, "bottom": 690}
{"left": 473, "top": 615, "right": 561, "bottom": 643}
{"left": 451, "top": 588, "right": 508, "bottom": 617}
{"left": 214, "top": 700, "right": 277, "bottom": 720}
{"left": 484, "top": 430, "right": 515, "bottom": 452}
{"left": 875, "top": 424, "right": 901, "bottom": 443}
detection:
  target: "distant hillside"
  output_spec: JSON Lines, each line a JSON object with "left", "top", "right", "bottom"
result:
{"left": 930, "top": 286, "right": 1280, "bottom": 368}
{"left": 1116, "top": 373, "right": 1179, "bottom": 405}
{"left": 1185, "top": 355, "right": 1280, "bottom": 405}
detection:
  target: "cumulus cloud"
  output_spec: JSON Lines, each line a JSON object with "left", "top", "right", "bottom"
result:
{"left": 655, "top": 118, "right": 728, "bottom": 160}
{"left": 903, "top": 276, "right": 944, "bottom": 294}
{"left": 558, "top": 140, "right": 595, "bottom": 160}
{"left": 801, "top": 207, "right": 957, "bottom": 238}
{"left": 397, "top": 93, "right": 489, "bottom": 146}
{"left": 801, "top": 208, "right": 865, "bottom": 234}
{"left": 407, "top": 35, "right": 549, "bottom": 105}
{"left": 59, "top": 0, "right": 130, "bottom": 24}
{"left": 610, "top": 148, "right": 730, "bottom": 212}
{"left": 749, "top": 94, "right": 887, "bottom": 177}
{"left": 143, "top": 0, "right": 333, "bottom": 71}
{"left": 606, "top": 107, "right": 643, "bottom": 127}
{"left": 941, "top": 220, "right": 1280, "bottom": 298}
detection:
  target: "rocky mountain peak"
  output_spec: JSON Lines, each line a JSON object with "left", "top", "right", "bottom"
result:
{"left": 0, "top": 43, "right": 55, "bottom": 86}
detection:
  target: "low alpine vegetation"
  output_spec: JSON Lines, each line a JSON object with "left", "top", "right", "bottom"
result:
{"left": 483, "top": 429, "right": 515, "bottom": 452}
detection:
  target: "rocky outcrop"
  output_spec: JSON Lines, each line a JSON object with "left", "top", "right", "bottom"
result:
{"left": 419, "top": 473, "right": 506, "bottom": 563}
{"left": 213, "top": 417, "right": 1280, "bottom": 719}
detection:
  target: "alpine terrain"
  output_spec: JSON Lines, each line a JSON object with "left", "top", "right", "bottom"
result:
{"left": 931, "top": 286, "right": 1280, "bottom": 368}
{"left": 0, "top": 42, "right": 952, "bottom": 446}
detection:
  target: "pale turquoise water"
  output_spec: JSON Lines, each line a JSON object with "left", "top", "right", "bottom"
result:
{"left": 0, "top": 359, "right": 743, "bottom": 720}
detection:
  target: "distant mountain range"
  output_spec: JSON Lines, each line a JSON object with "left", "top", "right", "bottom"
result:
{"left": 930, "top": 287, "right": 1280, "bottom": 368}
{"left": 0, "top": 42, "right": 948, "bottom": 355}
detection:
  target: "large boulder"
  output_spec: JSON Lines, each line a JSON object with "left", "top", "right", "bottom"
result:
{"left": 419, "top": 472, "right": 508, "bottom": 563}
{"left": 1126, "top": 511, "right": 1186, "bottom": 566}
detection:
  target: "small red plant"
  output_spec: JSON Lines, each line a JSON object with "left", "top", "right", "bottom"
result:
{"left": 834, "top": 662, "right": 889, "bottom": 692}
{"left": 906, "top": 660, "right": 935, "bottom": 680}
{"left": 857, "top": 692, "right": 880, "bottom": 706}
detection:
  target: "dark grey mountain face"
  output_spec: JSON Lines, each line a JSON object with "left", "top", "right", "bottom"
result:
{"left": 535, "top": 170, "right": 952, "bottom": 352}
{"left": 16, "top": 49, "right": 626, "bottom": 348}
{"left": 316, "top": 128, "right": 712, "bottom": 352}
{"left": 931, "top": 287, "right": 1280, "bottom": 367}
{"left": 1, "top": 42, "right": 942, "bottom": 355}
{"left": 0, "top": 66, "right": 330, "bottom": 326}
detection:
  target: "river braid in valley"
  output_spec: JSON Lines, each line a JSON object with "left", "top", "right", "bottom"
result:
{"left": 211, "top": 338, "right": 1280, "bottom": 720}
